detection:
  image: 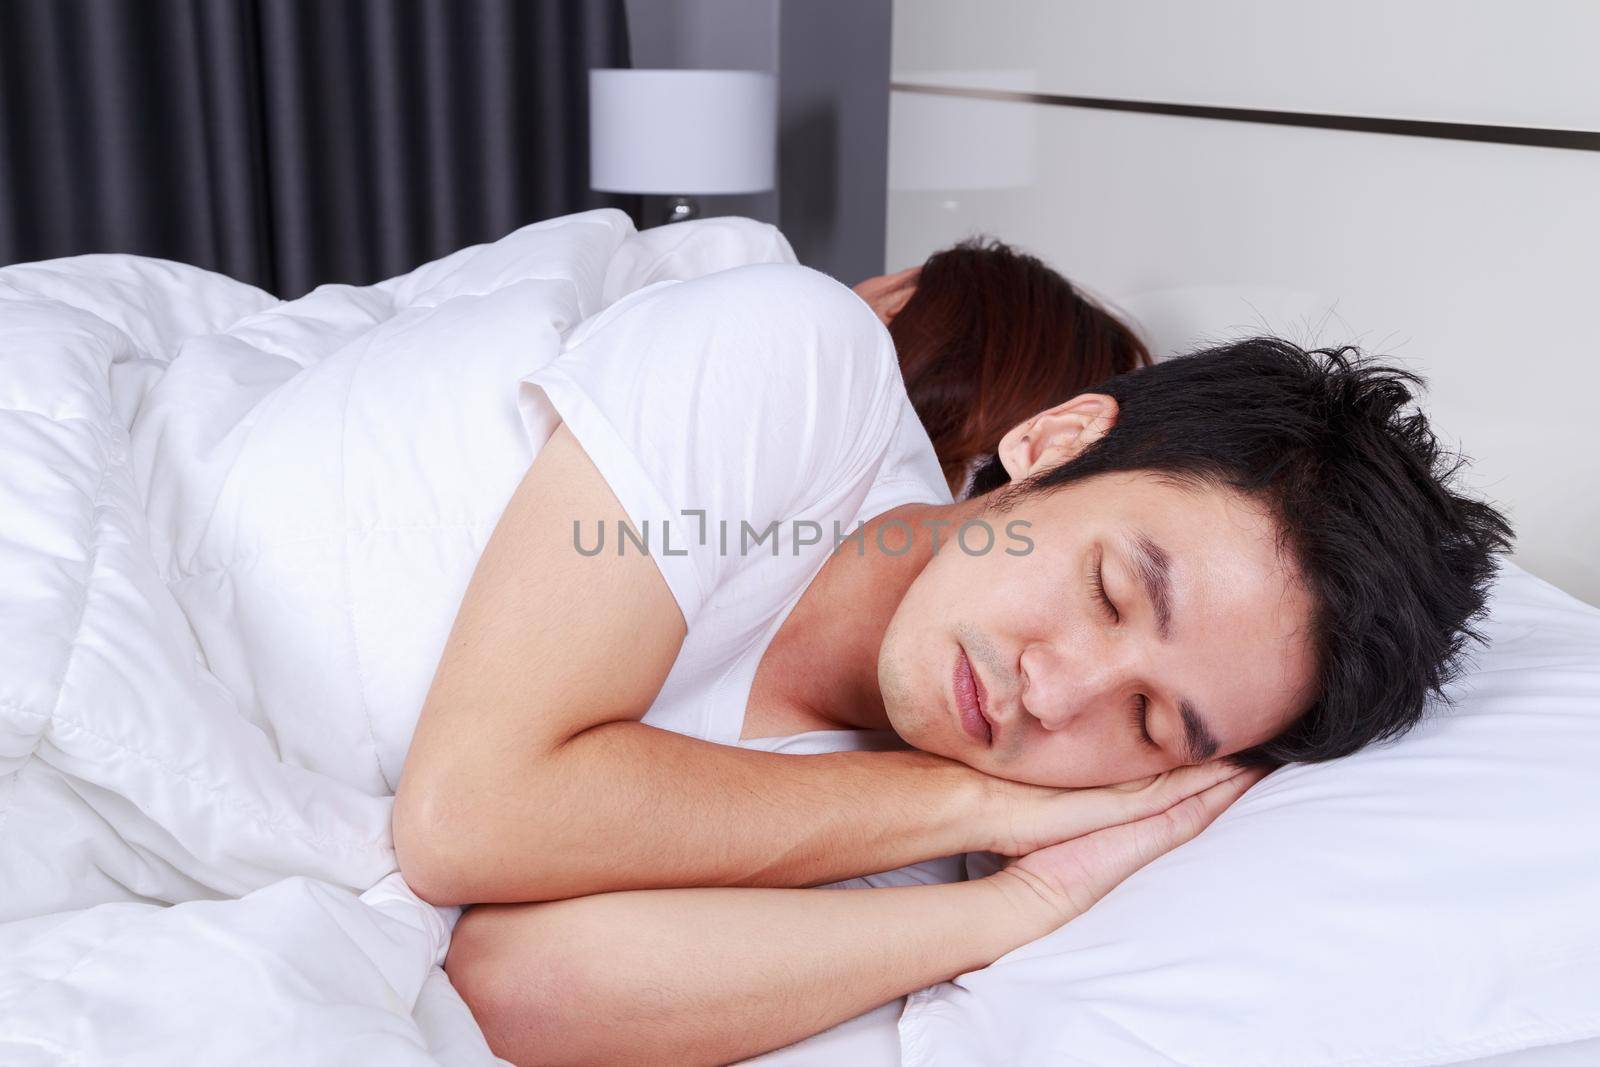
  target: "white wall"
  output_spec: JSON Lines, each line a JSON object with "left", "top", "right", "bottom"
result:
{"left": 623, "top": 0, "right": 893, "bottom": 282}
{"left": 888, "top": 0, "right": 1600, "bottom": 605}
{"left": 892, "top": 0, "right": 1600, "bottom": 128}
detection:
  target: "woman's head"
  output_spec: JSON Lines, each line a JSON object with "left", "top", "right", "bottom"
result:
{"left": 883, "top": 238, "right": 1151, "bottom": 496}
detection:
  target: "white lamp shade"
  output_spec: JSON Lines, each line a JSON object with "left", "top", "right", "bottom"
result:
{"left": 589, "top": 69, "right": 777, "bottom": 195}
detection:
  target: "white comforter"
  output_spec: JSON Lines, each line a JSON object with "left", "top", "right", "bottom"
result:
{"left": 0, "top": 209, "right": 794, "bottom": 1064}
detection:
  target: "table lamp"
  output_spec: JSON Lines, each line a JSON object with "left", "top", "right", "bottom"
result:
{"left": 589, "top": 69, "right": 777, "bottom": 225}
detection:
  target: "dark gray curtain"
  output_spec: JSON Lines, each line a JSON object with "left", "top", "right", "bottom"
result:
{"left": 0, "top": 0, "right": 637, "bottom": 298}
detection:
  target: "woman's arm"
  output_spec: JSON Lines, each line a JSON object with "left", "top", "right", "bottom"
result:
{"left": 446, "top": 767, "right": 1266, "bottom": 1066}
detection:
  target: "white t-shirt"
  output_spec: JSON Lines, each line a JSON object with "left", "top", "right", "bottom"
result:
{"left": 515, "top": 262, "right": 952, "bottom": 749}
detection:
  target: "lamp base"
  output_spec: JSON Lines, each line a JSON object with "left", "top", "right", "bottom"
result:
{"left": 664, "top": 196, "right": 700, "bottom": 225}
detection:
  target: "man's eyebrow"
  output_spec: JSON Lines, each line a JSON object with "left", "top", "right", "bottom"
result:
{"left": 1180, "top": 698, "right": 1221, "bottom": 764}
{"left": 1124, "top": 532, "right": 1174, "bottom": 641}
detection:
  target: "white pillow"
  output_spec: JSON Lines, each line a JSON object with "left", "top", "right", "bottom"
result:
{"left": 903, "top": 562, "right": 1600, "bottom": 1066}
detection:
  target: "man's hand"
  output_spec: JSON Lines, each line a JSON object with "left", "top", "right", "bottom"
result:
{"left": 985, "top": 767, "right": 1270, "bottom": 931}
{"left": 976, "top": 760, "right": 1255, "bottom": 858}
{"left": 852, "top": 265, "right": 921, "bottom": 325}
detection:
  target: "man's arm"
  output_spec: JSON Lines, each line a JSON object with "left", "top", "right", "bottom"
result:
{"left": 394, "top": 423, "right": 988, "bottom": 906}
{"left": 446, "top": 768, "right": 1265, "bottom": 1066}
{"left": 394, "top": 424, "right": 1237, "bottom": 906}
{"left": 453, "top": 879, "right": 1032, "bottom": 1067}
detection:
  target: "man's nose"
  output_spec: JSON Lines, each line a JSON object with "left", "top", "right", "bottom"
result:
{"left": 1019, "top": 641, "right": 1119, "bottom": 732}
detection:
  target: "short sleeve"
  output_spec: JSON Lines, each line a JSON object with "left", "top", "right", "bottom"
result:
{"left": 856, "top": 389, "right": 955, "bottom": 520}
{"left": 516, "top": 263, "right": 903, "bottom": 627}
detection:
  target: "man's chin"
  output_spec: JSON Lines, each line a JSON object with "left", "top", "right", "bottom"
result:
{"left": 885, "top": 707, "right": 972, "bottom": 766}
{"left": 881, "top": 701, "right": 942, "bottom": 755}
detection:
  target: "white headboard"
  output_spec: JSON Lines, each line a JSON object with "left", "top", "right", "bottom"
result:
{"left": 886, "top": 0, "right": 1600, "bottom": 605}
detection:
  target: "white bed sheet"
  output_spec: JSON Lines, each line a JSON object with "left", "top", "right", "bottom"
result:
{"left": 0, "top": 208, "right": 794, "bottom": 1065}
{"left": 5, "top": 207, "right": 1596, "bottom": 1067}
{"left": 744, "top": 1003, "right": 1600, "bottom": 1067}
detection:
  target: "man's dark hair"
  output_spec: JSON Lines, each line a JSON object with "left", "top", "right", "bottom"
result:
{"left": 969, "top": 337, "right": 1513, "bottom": 768}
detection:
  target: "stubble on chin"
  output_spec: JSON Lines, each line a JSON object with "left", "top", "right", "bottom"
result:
{"left": 876, "top": 627, "right": 924, "bottom": 741}
{"left": 877, "top": 646, "right": 910, "bottom": 713}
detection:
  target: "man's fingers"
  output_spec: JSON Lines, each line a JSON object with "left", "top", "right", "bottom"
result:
{"left": 1002, "top": 762, "right": 1263, "bottom": 857}
{"left": 1137, "top": 767, "right": 1268, "bottom": 863}
{"left": 1104, "top": 773, "right": 1161, "bottom": 794}
{"left": 1029, "top": 762, "right": 1242, "bottom": 849}
{"left": 1006, "top": 767, "right": 1270, "bottom": 920}
{"left": 1079, "top": 768, "right": 1264, "bottom": 887}
{"left": 1104, "top": 760, "right": 1243, "bottom": 816}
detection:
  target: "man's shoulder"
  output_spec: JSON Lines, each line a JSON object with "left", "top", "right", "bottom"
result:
{"left": 681, "top": 263, "right": 895, "bottom": 389}
{"left": 565, "top": 263, "right": 895, "bottom": 402}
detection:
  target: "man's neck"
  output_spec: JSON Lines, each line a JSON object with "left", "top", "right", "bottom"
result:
{"left": 773, "top": 494, "right": 992, "bottom": 732}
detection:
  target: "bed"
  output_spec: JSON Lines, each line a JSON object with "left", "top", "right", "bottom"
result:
{"left": 3, "top": 209, "right": 1598, "bottom": 1065}
{"left": 750, "top": 551, "right": 1600, "bottom": 1065}
{"left": 0, "top": 209, "right": 793, "bottom": 1063}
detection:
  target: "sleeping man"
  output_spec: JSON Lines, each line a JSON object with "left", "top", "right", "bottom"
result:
{"left": 392, "top": 264, "right": 1511, "bottom": 1065}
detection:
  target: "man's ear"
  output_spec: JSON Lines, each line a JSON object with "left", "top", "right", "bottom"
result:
{"left": 995, "top": 393, "right": 1119, "bottom": 482}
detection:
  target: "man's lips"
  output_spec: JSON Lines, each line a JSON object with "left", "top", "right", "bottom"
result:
{"left": 971, "top": 655, "right": 993, "bottom": 738}
{"left": 954, "top": 647, "right": 993, "bottom": 747}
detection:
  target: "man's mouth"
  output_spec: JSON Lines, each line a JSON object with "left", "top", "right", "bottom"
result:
{"left": 971, "top": 655, "right": 994, "bottom": 739}
{"left": 954, "top": 647, "right": 993, "bottom": 747}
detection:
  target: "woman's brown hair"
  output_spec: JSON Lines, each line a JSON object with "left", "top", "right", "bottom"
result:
{"left": 888, "top": 238, "right": 1151, "bottom": 496}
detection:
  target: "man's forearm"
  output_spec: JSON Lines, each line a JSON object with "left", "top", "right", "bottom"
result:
{"left": 448, "top": 873, "right": 1060, "bottom": 1066}
{"left": 398, "top": 719, "right": 989, "bottom": 905}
